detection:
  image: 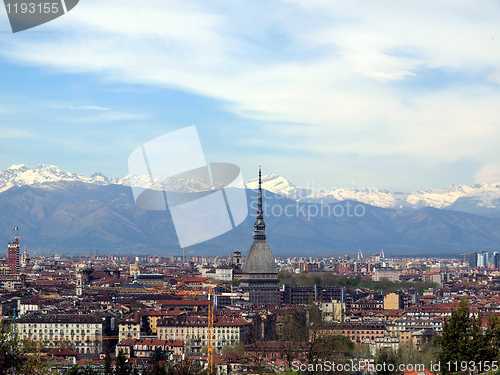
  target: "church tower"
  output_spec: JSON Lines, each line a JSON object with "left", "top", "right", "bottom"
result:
{"left": 8, "top": 231, "right": 20, "bottom": 275}
{"left": 76, "top": 273, "right": 83, "bottom": 296}
{"left": 240, "top": 167, "right": 280, "bottom": 305}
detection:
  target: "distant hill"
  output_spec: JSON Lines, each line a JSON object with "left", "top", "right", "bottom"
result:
{"left": 1, "top": 181, "right": 500, "bottom": 257}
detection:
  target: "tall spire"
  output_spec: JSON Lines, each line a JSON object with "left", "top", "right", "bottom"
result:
{"left": 253, "top": 166, "right": 266, "bottom": 241}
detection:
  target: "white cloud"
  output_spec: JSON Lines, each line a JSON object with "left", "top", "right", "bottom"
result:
{"left": 1, "top": 0, "right": 500, "bottom": 186}
{"left": 0, "top": 128, "right": 33, "bottom": 139}
{"left": 475, "top": 163, "right": 500, "bottom": 184}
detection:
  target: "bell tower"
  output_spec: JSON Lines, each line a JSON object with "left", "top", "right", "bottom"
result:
{"left": 76, "top": 273, "right": 83, "bottom": 296}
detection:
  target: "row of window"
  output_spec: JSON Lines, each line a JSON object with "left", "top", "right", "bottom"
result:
{"left": 21, "top": 335, "right": 100, "bottom": 344}
{"left": 160, "top": 327, "right": 239, "bottom": 334}
{"left": 25, "top": 329, "right": 101, "bottom": 334}
{"left": 24, "top": 323, "right": 100, "bottom": 328}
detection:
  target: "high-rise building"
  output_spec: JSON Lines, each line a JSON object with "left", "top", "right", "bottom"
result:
{"left": 469, "top": 252, "right": 478, "bottom": 269}
{"left": 492, "top": 252, "right": 500, "bottom": 269}
{"left": 240, "top": 168, "right": 280, "bottom": 305}
{"left": 478, "top": 251, "right": 489, "bottom": 268}
{"left": 8, "top": 232, "right": 20, "bottom": 275}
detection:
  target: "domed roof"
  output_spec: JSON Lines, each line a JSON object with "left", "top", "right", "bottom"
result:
{"left": 32, "top": 264, "right": 42, "bottom": 271}
{"left": 242, "top": 240, "right": 277, "bottom": 274}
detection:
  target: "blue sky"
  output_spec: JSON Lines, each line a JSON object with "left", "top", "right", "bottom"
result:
{"left": 1, "top": 0, "right": 500, "bottom": 192}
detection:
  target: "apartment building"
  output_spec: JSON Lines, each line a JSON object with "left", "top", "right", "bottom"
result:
{"left": 16, "top": 313, "right": 114, "bottom": 354}
{"left": 157, "top": 313, "right": 250, "bottom": 354}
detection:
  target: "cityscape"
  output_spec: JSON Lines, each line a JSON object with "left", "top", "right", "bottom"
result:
{"left": 1, "top": 171, "right": 500, "bottom": 373}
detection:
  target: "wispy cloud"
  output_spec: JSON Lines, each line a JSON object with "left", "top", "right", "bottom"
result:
{"left": 0, "top": 128, "right": 33, "bottom": 139}
{"left": 53, "top": 105, "right": 110, "bottom": 111}
{"left": 1, "top": 0, "right": 500, "bottom": 188}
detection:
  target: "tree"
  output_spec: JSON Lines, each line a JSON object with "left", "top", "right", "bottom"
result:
{"left": 0, "top": 320, "right": 17, "bottom": 375}
{"left": 221, "top": 341, "right": 245, "bottom": 355}
{"left": 115, "top": 349, "right": 132, "bottom": 375}
{"left": 167, "top": 358, "right": 207, "bottom": 375}
{"left": 276, "top": 308, "right": 309, "bottom": 369}
{"left": 374, "top": 348, "right": 399, "bottom": 375}
{"left": 302, "top": 306, "right": 355, "bottom": 375}
{"left": 143, "top": 347, "right": 168, "bottom": 375}
{"left": 0, "top": 321, "right": 54, "bottom": 375}
{"left": 433, "top": 299, "right": 500, "bottom": 372}
{"left": 103, "top": 351, "right": 113, "bottom": 375}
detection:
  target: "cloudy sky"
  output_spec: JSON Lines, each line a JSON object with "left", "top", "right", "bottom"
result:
{"left": 0, "top": 0, "right": 499, "bottom": 192}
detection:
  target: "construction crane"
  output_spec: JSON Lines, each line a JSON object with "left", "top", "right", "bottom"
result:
{"left": 90, "top": 281, "right": 246, "bottom": 372}
{"left": 206, "top": 282, "right": 248, "bottom": 373}
{"left": 208, "top": 283, "right": 214, "bottom": 374}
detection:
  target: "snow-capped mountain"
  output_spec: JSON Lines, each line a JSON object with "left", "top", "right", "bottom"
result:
{"left": 241, "top": 173, "right": 404, "bottom": 207}
{"left": 3, "top": 164, "right": 500, "bottom": 216}
{"left": 242, "top": 173, "right": 500, "bottom": 215}
{"left": 0, "top": 164, "right": 223, "bottom": 194}
{"left": 0, "top": 164, "right": 119, "bottom": 193}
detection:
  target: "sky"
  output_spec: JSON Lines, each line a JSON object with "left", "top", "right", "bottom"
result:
{"left": 0, "top": 0, "right": 500, "bottom": 192}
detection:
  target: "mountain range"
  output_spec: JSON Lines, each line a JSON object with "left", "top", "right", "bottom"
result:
{"left": 3, "top": 164, "right": 500, "bottom": 216}
{"left": 1, "top": 164, "right": 500, "bottom": 256}
{"left": 242, "top": 174, "right": 500, "bottom": 217}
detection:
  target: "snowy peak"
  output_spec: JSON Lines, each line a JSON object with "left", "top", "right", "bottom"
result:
{"left": 243, "top": 174, "right": 399, "bottom": 207}
{"left": 8, "top": 164, "right": 29, "bottom": 171}
{"left": 0, "top": 164, "right": 118, "bottom": 193}
{"left": 244, "top": 173, "right": 298, "bottom": 195}
{"left": 3, "top": 164, "right": 500, "bottom": 216}
{"left": 240, "top": 173, "right": 500, "bottom": 214}
{"left": 401, "top": 185, "right": 475, "bottom": 209}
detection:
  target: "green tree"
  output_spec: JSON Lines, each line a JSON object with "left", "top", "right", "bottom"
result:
{"left": 0, "top": 321, "right": 17, "bottom": 375}
{"left": 0, "top": 321, "right": 55, "bottom": 375}
{"left": 115, "top": 349, "right": 132, "bottom": 375}
{"left": 303, "top": 306, "right": 355, "bottom": 375}
{"left": 221, "top": 341, "right": 245, "bottom": 355}
{"left": 433, "top": 299, "right": 500, "bottom": 372}
{"left": 434, "top": 299, "right": 474, "bottom": 367}
{"left": 103, "top": 351, "right": 113, "bottom": 375}
{"left": 374, "top": 348, "right": 399, "bottom": 375}
{"left": 143, "top": 347, "right": 168, "bottom": 375}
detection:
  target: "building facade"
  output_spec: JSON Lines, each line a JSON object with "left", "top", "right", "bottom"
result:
{"left": 157, "top": 314, "right": 250, "bottom": 354}
{"left": 16, "top": 313, "right": 114, "bottom": 354}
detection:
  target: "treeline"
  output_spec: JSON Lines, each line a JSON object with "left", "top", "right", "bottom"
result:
{"left": 278, "top": 271, "right": 436, "bottom": 294}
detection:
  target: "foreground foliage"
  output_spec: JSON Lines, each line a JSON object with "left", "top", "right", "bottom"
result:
{"left": 433, "top": 299, "right": 500, "bottom": 373}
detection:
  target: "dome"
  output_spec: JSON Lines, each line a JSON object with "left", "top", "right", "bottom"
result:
{"left": 242, "top": 241, "right": 277, "bottom": 274}
{"left": 32, "top": 264, "right": 42, "bottom": 271}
